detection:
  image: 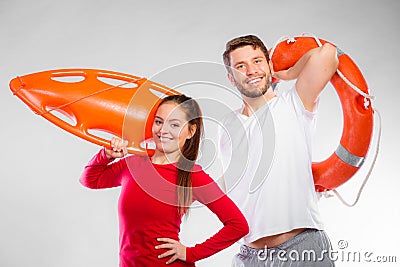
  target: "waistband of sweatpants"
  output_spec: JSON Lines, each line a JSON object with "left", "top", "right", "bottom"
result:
{"left": 240, "top": 228, "right": 320, "bottom": 256}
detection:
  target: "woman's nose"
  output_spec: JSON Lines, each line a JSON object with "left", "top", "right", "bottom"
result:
{"left": 160, "top": 124, "right": 169, "bottom": 133}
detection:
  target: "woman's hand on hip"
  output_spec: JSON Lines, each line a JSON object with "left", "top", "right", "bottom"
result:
{"left": 156, "top": 237, "right": 186, "bottom": 264}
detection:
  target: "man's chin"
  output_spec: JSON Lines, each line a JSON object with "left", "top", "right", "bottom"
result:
{"left": 235, "top": 79, "right": 271, "bottom": 98}
{"left": 240, "top": 87, "right": 268, "bottom": 98}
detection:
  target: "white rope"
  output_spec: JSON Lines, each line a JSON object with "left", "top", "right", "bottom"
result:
{"left": 301, "top": 32, "right": 323, "bottom": 46}
{"left": 336, "top": 69, "right": 375, "bottom": 100}
{"left": 330, "top": 108, "right": 382, "bottom": 207}
{"left": 269, "top": 35, "right": 290, "bottom": 61}
{"left": 269, "top": 32, "right": 323, "bottom": 60}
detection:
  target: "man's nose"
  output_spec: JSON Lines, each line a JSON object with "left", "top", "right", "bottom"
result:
{"left": 246, "top": 64, "right": 258, "bottom": 76}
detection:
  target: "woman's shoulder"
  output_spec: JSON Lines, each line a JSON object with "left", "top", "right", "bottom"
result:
{"left": 190, "top": 164, "right": 225, "bottom": 203}
{"left": 124, "top": 154, "right": 147, "bottom": 162}
{"left": 191, "top": 165, "right": 217, "bottom": 186}
{"left": 191, "top": 163, "right": 203, "bottom": 173}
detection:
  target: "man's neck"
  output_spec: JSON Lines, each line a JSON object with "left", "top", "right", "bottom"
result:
{"left": 241, "top": 88, "right": 276, "bottom": 117}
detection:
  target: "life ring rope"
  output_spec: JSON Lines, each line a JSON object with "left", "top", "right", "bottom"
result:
{"left": 325, "top": 108, "right": 381, "bottom": 207}
{"left": 336, "top": 69, "right": 375, "bottom": 101}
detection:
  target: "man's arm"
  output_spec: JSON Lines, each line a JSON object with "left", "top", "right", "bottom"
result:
{"left": 273, "top": 43, "right": 338, "bottom": 111}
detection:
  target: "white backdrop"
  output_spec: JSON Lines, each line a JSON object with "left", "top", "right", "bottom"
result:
{"left": 1, "top": 0, "right": 399, "bottom": 266}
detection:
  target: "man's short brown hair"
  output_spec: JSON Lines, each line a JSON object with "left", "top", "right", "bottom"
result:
{"left": 222, "top": 35, "right": 270, "bottom": 73}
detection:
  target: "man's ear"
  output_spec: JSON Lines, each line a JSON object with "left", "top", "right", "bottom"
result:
{"left": 227, "top": 72, "right": 236, "bottom": 87}
{"left": 269, "top": 60, "right": 275, "bottom": 76}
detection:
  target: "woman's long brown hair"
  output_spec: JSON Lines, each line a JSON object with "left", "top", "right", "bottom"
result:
{"left": 158, "top": 94, "right": 203, "bottom": 216}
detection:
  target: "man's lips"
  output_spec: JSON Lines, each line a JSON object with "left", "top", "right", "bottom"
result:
{"left": 246, "top": 76, "right": 264, "bottom": 85}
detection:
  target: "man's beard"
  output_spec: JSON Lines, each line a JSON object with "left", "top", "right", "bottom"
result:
{"left": 235, "top": 74, "right": 272, "bottom": 98}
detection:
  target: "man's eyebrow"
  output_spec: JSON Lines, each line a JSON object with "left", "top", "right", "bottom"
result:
{"left": 234, "top": 60, "right": 245, "bottom": 67}
{"left": 234, "top": 56, "right": 264, "bottom": 66}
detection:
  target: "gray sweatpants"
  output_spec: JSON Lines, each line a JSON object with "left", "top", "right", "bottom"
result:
{"left": 232, "top": 229, "right": 335, "bottom": 267}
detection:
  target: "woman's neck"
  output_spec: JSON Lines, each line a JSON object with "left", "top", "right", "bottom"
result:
{"left": 151, "top": 151, "right": 180, "bottom": 165}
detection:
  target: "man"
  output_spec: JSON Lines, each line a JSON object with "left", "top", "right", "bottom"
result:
{"left": 218, "top": 35, "right": 338, "bottom": 266}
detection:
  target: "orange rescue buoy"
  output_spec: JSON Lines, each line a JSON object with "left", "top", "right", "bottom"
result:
{"left": 9, "top": 69, "right": 180, "bottom": 155}
{"left": 271, "top": 36, "right": 374, "bottom": 192}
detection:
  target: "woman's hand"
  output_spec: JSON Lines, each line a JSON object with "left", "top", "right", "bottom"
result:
{"left": 104, "top": 137, "right": 128, "bottom": 160}
{"left": 155, "top": 238, "right": 186, "bottom": 264}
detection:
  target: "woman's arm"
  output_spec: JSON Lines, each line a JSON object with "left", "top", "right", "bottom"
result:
{"left": 79, "top": 148, "right": 125, "bottom": 189}
{"left": 156, "top": 170, "right": 248, "bottom": 264}
{"left": 185, "top": 181, "right": 249, "bottom": 263}
{"left": 80, "top": 138, "right": 128, "bottom": 189}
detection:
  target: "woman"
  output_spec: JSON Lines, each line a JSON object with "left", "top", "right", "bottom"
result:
{"left": 80, "top": 94, "right": 248, "bottom": 266}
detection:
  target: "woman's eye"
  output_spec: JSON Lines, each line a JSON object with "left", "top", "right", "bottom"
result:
{"left": 154, "top": 119, "right": 163, "bottom": 125}
{"left": 171, "top": 123, "right": 180, "bottom": 128}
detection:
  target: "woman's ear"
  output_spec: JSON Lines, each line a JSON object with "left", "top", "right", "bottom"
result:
{"left": 187, "top": 124, "right": 197, "bottom": 139}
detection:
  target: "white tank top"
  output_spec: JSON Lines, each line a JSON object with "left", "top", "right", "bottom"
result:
{"left": 218, "top": 84, "right": 324, "bottom": 244}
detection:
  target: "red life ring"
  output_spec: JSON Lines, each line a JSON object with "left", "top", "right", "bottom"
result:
{"left": 270, "top": 36, "right": 374, "bottom": 192}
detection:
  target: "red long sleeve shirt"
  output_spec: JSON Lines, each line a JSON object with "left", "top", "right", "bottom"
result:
{"left": 80, "top": 149, "right": 248, "bottom": 266}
